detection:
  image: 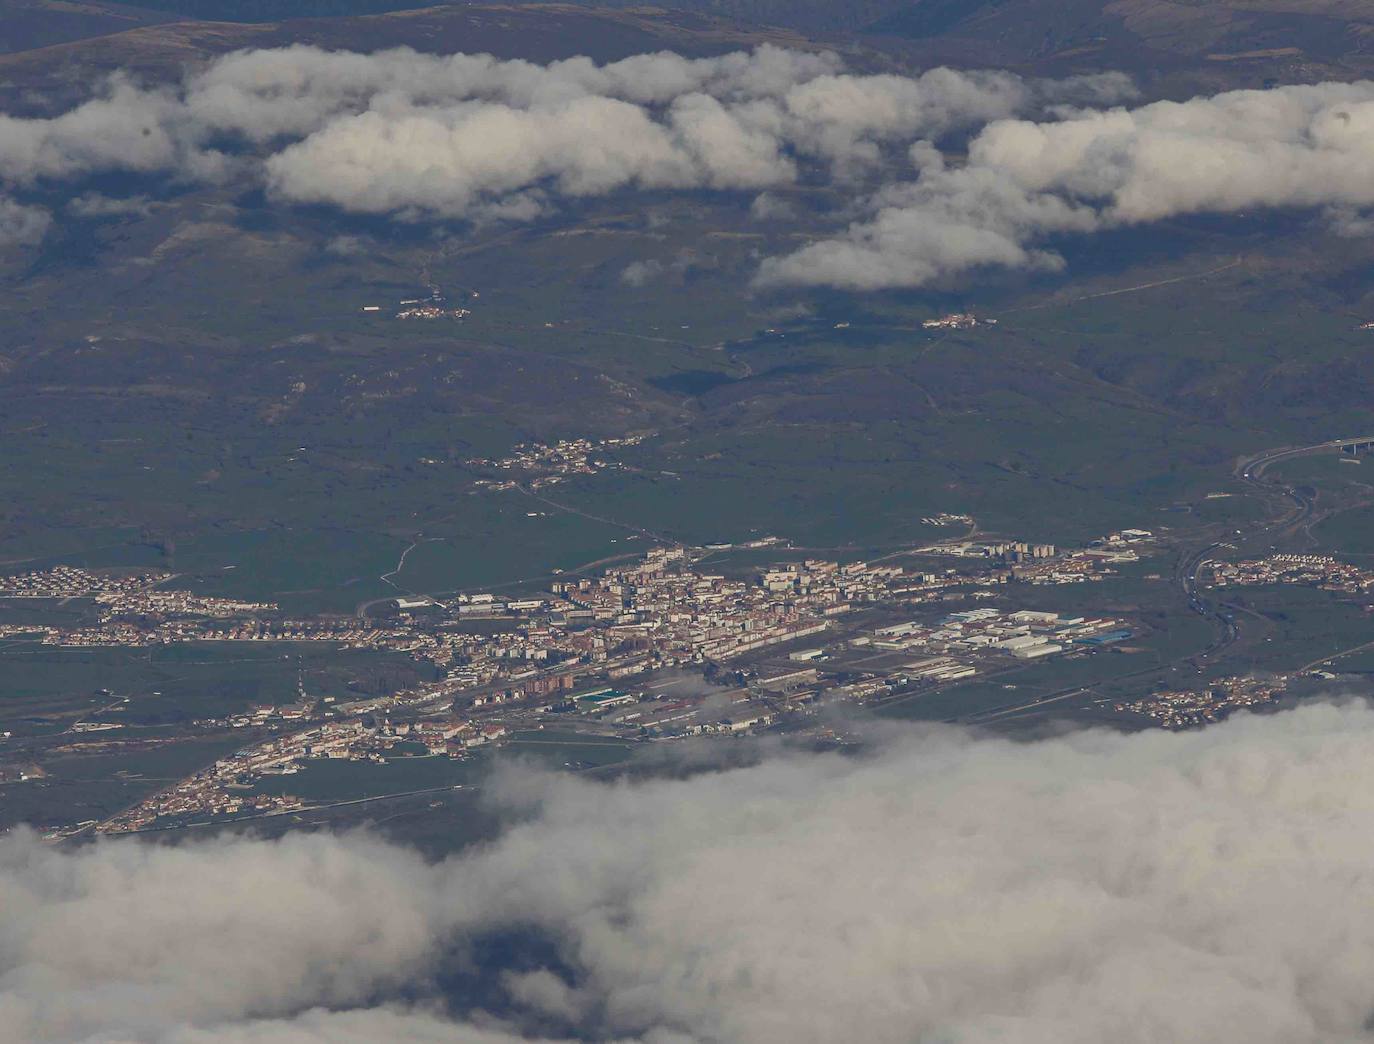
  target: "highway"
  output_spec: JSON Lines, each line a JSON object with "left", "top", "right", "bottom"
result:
{"left": 948, "top": 434, "right": 1374, "bottom": 727}
{"left": 1184, "top": 435, "right": 1374, "bottom": 670}
{"left": 73, "top": 434, "right": 1374, "bottom": 835}
{"left": 1175, "top": 436, "right": 1374, "bottom": 660}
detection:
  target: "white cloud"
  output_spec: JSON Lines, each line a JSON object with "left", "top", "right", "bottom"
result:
{"left": 749, "top": 191, "right": 796, "bottom": 221}
{"left": 253, "top": 47, "right": 1036, "bottom": 219}
{"left": 0, "top": 45, "right": 1076, "bottom": 229}
{"left": 759, "top": 164, "right": 1095, "bottom": 290}
{"left": 1037, "top": 71, "right": 1139, "bottom": 108}
{"left": 0, "top": 76, "right": 232, "bottom": 188}
{"left": 762, "top": 79, "right": 1374, "bottom": 289}
{"left": 67, "top": 192, "right": 155, "bottom": 219}
{"left": 323, "top": 233, "right": 372, "bottom": 257}
{"left": 0, "top": 197, "right": 50, "bottom": 248}
{"left": 265, "top": 97, "right": 705, "bottom": 216}
{"left": 181, "top": 43, "right": 841, "bottom": 132}
{"left": 620, "top": 258, "right": 664, "bottom": 286}
{"left": 21, "top": 44, "right": 1374, "bottom": 289}
{"left": 620, "top": 249, "right": 702, "bottom": 286}
{"left": 9, "top": 703, "right": 1374, "bottom": 1041}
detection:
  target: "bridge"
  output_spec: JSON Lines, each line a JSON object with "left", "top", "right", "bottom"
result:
{"left": 1341, "top": 439, "right": 1374, "bottom": 456}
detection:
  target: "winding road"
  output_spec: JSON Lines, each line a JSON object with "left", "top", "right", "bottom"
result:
{"left": 922, "top": 434, "right": 1374, "bottom": 727}
{"left": 1178, "top": 436, "right": 1374, "bottom": 661}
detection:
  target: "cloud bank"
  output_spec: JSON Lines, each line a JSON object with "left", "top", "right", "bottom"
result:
{"left": 762, "top": 80, "right": 1374, "bottom": 289}
{"left": 0, "top": 197, "right": 50, "bottom": 248}
{"left": 0, "top": 44, "right": 1130, "bottom": 248}
{"left": 10, "top": 43, "right": 1374, "bottom": 293}
{"left": 9, "top": 702, "right": 1374, "bottom": 1042}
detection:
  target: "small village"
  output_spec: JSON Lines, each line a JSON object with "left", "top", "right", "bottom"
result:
{"left": 1114, "top": 675, "right": 1290, "bottom": 729}
{"left": 0, "top": 524, "right": 1169, "bottom": 836}
{"left": 467, "top": 433, "right": 652, "bottom": 490}
{"left": 916, "top": 529, "right": 1153, "bottom": 583}
{"left": 921, "top": 312, "right": 998, "bottom": 330}
{"left": 1208, "top": 553, "right": 1374, "bottom": 594}
{"left": 362, "top": 284, "right": 474, "bottom": 321}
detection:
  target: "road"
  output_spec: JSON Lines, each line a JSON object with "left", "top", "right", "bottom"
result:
{"left": 380, "top": 537, "right": 427, "bottom": 588}
{"left": 67, "top": 432, "right": 1374, "bottom": 835}
{"left": 515, "top": 482, "right": 677, "bottom": 545}
{"left": 1177, "top": 436, "right": 1374, "bottom": 657}
{"left": 999, "top": 257, "right": 1244, "bottom": 316}
{"left": 935, "top": 434, "right": 1374, "bottom": 727}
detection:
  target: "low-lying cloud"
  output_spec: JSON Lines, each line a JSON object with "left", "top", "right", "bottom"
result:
{"left": 9, "top": 44, "right": 1374, "bottom": 294}
{"left": 9, "top": 701, "right": 1374, "bottom": 1042}
{"left": 241, "top": 57, "right": 1127, "bottom": 219}
{"left": 0, "top": 44, "right": 1131, "bottom": 249}
{"left": 0, "top": 196, "right": 50, "bottom": 248}
{"left": 762, "top": 79, "right": 1374, "bottom": 289}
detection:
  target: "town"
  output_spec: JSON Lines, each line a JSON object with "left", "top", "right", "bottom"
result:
{"left": 1208, "top": 553, "right": 1374, "bottom": 594}
{"left": 1113, "top": 675, "right": 1290, "bottom": 729}
{"left": 361, "top": 283, "right": 475, "bottom": 321}
{"left": 1, "top": 526, "right": 1156, "bottom": 835}
{"left": 922, "top": 312, "right": 998, "bottom": 330}
{"left": 467, "top": 433, "right": 653, "bottom": 491}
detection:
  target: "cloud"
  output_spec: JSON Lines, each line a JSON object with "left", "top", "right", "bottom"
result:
{"left": 620, "top": 258, "right": 665, "bottom": 286}
{"left": 255, "top": 49, "right": 1036, "bottom": 219}
{"left": 620, "top": 250, "right": 703, "bottom": 286}
{"left": 0, "top": 77, "right": 225, "bottom": 187}
{"left": 0, "top": 45, "right": 1091, "bottom": 230}
{"left": 749, "top": 191, "right": 796, "bottom": 221}
{"left": 323, "top": 233, "right": 372, "bottom": 257}
{"left": 0, "top": 197, "right": 50, "bottom": 248}
{"left": 9, "top": 702, "right": 1374, "bottom": 1041}
{"left": 758, "top": 164, "right": 1095, "bottom": 290}
{"left": 180, "top": 42, "right": 843, "bottom": 138}
{"left": 762, "top": 80, "right": 1374, "bottom": 289}
{"left": 969, "top": 82, "right": 1374, "bottom": 223}
{"left": 0, "top": 831, "right": 448, "bottom": 1040}
{"left": 67, "top": 192, "right": 155, "bottom": 219}
{"left": 21, "top": 44, "right": 1374, "bottom": 291}
{"left": 261, "top": 95, "right": 769, "bottom": 217}
{"left": 1037, "top": 71, "right": 1140, "bottom": 108}
{"left": 167, "top": 1008, "right": 543, "bottom": 1042}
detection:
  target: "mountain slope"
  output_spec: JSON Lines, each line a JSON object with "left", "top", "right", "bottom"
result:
{"left": 0, "top": 0, "right": 179, "bottom": 54}
{"left": 0, "top": 2, "right": 816, "bottom": 91}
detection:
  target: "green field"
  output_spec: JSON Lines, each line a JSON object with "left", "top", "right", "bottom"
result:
{"left": 1, "top": 735, "right": 243, "bottom": 831}
{"left": 1218, "top": 587, "right": 1373, "bottom": 674}
{"left": 9, "top": 188, "right": 1367, "bottom": 608}
{"left": 251, "top": 751, "right": 482, "bottom": 802}
{"left": 1313, "top": 507, "right": 1374, "bottom": 556}
{"left": 0, "top": 641, "right": 433, "bottom": 734}
{"left": 251, "top": 730, "right": 635, "bottom": 804}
